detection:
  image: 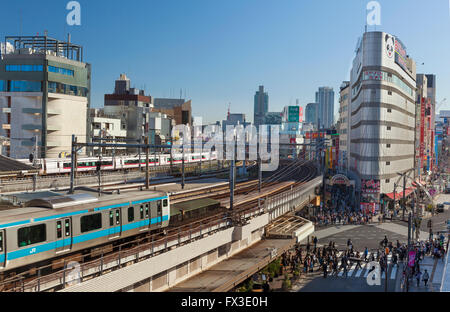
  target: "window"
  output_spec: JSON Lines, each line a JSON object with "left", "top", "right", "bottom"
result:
{"left": 386, "top": 162, "right": 391, "bottom": 166}
{"left": 18, "top": 224, "right": 46, "bottom": 247}
{"left": 115, "top": 210, "right": 120, "bottom": 225}
{"left": 128, "top": 207, "right": 134, "bottom": 222}
{"left": 48, "top": 65, "right": 74, "bottom": 76}
{"left": 163, "top": 199, "right": 168, "bottom": 207}
{"left": 388, "top": 91, "right": 392, "bottom": 95}
{"left": 387, "top": 144, "right": 391, "bottom": 148}
{"left": 10, "top": 80, "right": 42, "bottom": 92}
{"left": 65, "top": 220, "right": 70, "bottom": 237}
{"left": 48, "top": 81, "right": 88, "bottom": 97}
{"left": 109, "top": 211, "right": 114, "bottom": 226}
{"left": 80, "top": 214, "right": 102, "bottom": 233}
{"left": 0, "top": 80, "right": 5, "bottom": 92}
{"left": 0, "top": 232, "right": 3, "bottom": 252}
{"left": 387, "top": 108, "right": 392, "bottom": 113}
{"left": 387, "top": 126, "right": 391, "bottom": 131}
{"left": 57, "top": 221, "right": 62, "bottom": 239}
{"left": 140, "top": 206, "right": 144, "bottom": 219}
{"left": 145, "top": 204, "right": 149, "bottom": 218}
{"left": 6, "top": 64, "right": 43, "bottom": 72}
{"left": 386, "top": 179, "right": 390, "bottom": 183}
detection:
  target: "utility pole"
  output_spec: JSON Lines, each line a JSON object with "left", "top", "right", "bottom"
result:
{"left": 181, "top": 144, "right": 185, "bottom": 190}
{"left": 138, "top": 137, "right": 142, "bottom": 171}
{"left": 230, "top": 135, "right": 236, "bottom": 211}
{"left": 145, "top": 137, "right": 149, "bottom": 190}
{"left": 393, "top": 183, "right": 397, "bottom": 217}
{"left": 402, "top": 174, "right": 406, "bottom": 221}
{"left": 69, "top": 135, "right": 76, "bottom": 194}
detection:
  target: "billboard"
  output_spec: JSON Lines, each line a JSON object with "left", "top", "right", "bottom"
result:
{"left": 394, "top": 38, "right": 409, "bottom": 74}
{"left": 361, "top": 179, "right": 380, "bottom": 194}
{"left": 299, "top": 106, "right": 304, "bottom": 123}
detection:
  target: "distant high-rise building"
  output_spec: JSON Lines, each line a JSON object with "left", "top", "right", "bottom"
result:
{"left": 338, "top": 81, "right": 350, "bottom": 170}
{"left": 305, "top": 103, "right": 318, "bottom": 127}
{"left": 315, "top": 87, "right": 334, "bottom": 129}
{"left": 253, "top": 85, "right": 268, "bottom": 127}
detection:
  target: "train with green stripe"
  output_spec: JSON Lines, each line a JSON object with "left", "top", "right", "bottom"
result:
{"left": 0, "top": 189, "right": 174, "bottom": 276}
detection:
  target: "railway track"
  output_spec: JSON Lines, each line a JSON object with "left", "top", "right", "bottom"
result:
{"left": 0, "top": 159, "right": 315, "bottom": 292}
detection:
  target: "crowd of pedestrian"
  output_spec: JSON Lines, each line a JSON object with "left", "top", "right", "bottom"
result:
{"left": 278, "top": 232, "right": 448, "bottom": 288}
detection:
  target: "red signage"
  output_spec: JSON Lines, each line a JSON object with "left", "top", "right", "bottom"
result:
{"left": 361, "top": 179, "right": 380, "bottom": 194}
{"left": 420, "top": 98, "right": 425, "bottom": 161}
{"left": 299, "top": 107, "right": 304, "bottom": 123}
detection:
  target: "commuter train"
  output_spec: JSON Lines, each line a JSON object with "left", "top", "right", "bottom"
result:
{"left": 0, "top": 189, "right": 174, "bottom": 274}
{"left": 16, "top": 151, "right": 218, "bottom": 175}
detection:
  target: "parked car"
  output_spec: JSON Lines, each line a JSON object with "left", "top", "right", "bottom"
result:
{"left": 436, "top": 204, "right": 445, "bottom": 213}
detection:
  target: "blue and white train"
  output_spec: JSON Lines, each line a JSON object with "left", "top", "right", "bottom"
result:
{"left": 0, "top": 190, "right": 171, "bottom": 274}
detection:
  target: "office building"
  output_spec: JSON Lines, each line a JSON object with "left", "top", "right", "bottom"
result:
{"left": 349, "top": 31, "right": 416, "bottom": 213}
{"left": 305, "top": 103, "right": 318, "bottom": 128}
{"left": 153, "top": 98, "right": 192, "bottom": 126}
{"left": 0, "top": 34, "right": 91, "bottom": 159}
{"left": 253, "top": 85, "right": 268, "bottom": 127}
{"left": 338, "top": 81, "right": 350, "bottom": 170}
{"left": 315, "top": 87, "right": 334, "bottom": 129}
{"left": 104, "top": 74, "right": 153, "bottom": 152}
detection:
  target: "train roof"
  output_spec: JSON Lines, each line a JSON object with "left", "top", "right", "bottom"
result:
{"left": 0, "top": 189, "right": 168, "bottom": 227}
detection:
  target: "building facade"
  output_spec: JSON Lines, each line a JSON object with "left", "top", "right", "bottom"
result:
{"left": 338, "top": 81, "right": 350, "bottom": 170}
{"left": 315, "top": 87, "right": 334, "bottom": 129}
{"left": 349, "top": 31, "right": 416, "bottom": 213}
{"left": 253, "top": 85, "right": 268, "bottom": 127}
{"left": 0, "top": 35, "right": 91, "bottom": 159}
{"left": 153, "top": 98, "right": 192, "bottom": 126}
{"left": 305, "top": 103, "right": 318, "bottom": 128}
{"left": 104, "top": 74, "right": 153, "bottom": 153}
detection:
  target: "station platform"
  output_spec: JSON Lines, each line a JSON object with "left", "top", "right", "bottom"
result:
{"left": 167, "top": 238, "right": 295, "bottom": 292}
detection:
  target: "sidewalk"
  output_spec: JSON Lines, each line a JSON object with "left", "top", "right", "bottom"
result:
{"left": 395, "top": 254, "right": 447, "bottom": 292}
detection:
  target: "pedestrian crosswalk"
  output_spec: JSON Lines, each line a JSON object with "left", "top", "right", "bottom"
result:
{"left": 328, "top": 251, "right": 399, "bottom": 280}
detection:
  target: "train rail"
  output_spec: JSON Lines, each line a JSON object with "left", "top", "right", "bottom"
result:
{"left": 0, "top": 160, "right": 316, "bottom": 292}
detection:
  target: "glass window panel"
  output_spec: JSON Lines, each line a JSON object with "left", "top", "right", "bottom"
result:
{"left": 10, "top": 81, "right": 41, "bottom": 92}
{"left": 80, "top": 214, "right": 102, "bottom": 233}
{"left": 18, "top": 224, "right": 46, "bottom": 247}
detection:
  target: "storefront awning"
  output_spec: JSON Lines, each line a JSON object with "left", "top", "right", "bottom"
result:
{"left": 384, "top": 187, "right": 415, "bottom": 200}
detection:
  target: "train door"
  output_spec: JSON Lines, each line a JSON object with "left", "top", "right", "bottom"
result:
{"left": 0, "top": 230, "right": 5, "bottom": 268}
{"left": 157, "top": 200, "right": 163, "bottom": 226}
{"left": 108, "top": 209, "right": 122, "bottom": 239}
{"left": 56, "top": 218, "right": 72, "bottom": 253}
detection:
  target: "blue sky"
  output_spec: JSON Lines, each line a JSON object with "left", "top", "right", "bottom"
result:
{"left": 2, "top": 0, "right": 450, "bottom": 123}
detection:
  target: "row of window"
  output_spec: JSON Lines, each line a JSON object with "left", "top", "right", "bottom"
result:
{"left": 16, "top": 200, "right": 168, "bottom": 248}
{"left": 48, "top": 81, "right": 88, "bottom": 97}
{"left": 48, "top": 65, "right": 74, "bottom": 76}
{"left": 6, "top": 64, "right": 43, "bottom": 72}
{"left": 9, "top": 80, "right": 42, "bottom": 92}
{"left": 352, "top": 70, "right": 414, "bottom": 98}
{"left": 362, "top": 71, "right": 413, "bottom": 97}
{"left": 4, "top": 64, "right": 74, "bottom": 76}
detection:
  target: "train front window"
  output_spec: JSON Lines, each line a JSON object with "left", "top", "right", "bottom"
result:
{"left": 163, "top": 199, "right": 168, "bottom": 207}
{"left": 18, "top": 224, "right": 46, "bottom": 247}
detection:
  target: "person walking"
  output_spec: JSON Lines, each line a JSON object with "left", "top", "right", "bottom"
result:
{"left": 422, "top": 269, "right": 429, "bottom": 287}
{"left": 416, "top": 270, "right": 422, "bottom": 287}
{"left": 363, "top": 247, "right": 369, "bottom": 262}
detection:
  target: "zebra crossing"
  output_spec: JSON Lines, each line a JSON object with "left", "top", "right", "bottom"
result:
{"left": 330, "top": 252, "right": 398, "bottom": 280}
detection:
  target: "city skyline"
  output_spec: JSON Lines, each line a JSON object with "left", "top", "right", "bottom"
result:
{"left": 1, "top": 0, "right": 450, "bottom": 124}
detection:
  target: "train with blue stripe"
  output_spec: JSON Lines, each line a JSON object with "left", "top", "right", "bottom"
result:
{"left": 0, "top": 189, "right": 172, "bottom": 276}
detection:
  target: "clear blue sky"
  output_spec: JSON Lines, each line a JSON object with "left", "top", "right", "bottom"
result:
{"left": 2, "top": 0, "right": 450, "bottom": 123}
